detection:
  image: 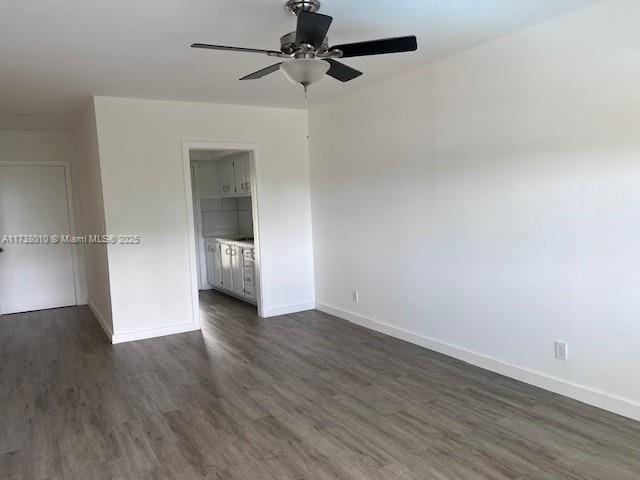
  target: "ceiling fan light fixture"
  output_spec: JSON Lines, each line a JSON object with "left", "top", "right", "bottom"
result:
{"left": 280, "top": 58, "right": 329, "bottom": 87}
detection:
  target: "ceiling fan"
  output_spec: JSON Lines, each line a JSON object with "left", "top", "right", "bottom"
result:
{"left": 191, "top": 0, "right": 418, "bottom": 90}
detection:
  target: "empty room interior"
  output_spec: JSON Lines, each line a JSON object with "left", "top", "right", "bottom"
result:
{"left": 1, "top": 0, "right": 640, "bottom": 478}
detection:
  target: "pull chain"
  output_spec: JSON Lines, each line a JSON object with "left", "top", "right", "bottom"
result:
{"left": 304, "top": 85, "right": 309, "bottom": 141}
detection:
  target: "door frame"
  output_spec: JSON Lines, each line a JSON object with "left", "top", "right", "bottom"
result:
{"left": 0, "top": 161, "right": 82, "bottom": 314}
{"left": 189, "top": 162, "right": 208, "bottom": 290}
{"left": 181, "top": 141, "right": 265, "bottom": 319}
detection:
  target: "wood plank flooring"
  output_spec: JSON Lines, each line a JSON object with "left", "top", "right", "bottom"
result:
{"left": 1, "top": 290, "right": 639, "bottom": 479}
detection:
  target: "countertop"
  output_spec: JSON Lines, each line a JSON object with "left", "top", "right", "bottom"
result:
{"left": 204, "top": 235, "right": 254, "bottom": 247}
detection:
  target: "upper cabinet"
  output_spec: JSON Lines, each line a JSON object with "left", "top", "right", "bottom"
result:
{"left": 220, "top": 154, "right": 250, "bottom": 198}
{"left": 195, "top": 154, "right": 251, "bottom": 199}
{"left": 196, "top": 162, "right": 221, "bottom": 199}
{"left": 218, "top": 157, "right": 235, "bottom": 197}
{"left": 233, "top": 156, "right": 251, "bottom": 196}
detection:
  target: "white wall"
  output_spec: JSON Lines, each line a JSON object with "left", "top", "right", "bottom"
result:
{"left": 93, "top": 96, "right": 314, "bottom": 341}
{"left": 73, "top": 101, "right": 113, "bottom": 334}
{"left": 309, "top": 0, "right": 640, "bottom": 420}
{"left": 0, "top": 130, "right": 87, "bottom": 303}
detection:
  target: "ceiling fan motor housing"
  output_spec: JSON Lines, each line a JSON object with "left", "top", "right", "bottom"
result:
{"left": 285, "top": 0, "right": 321, "bottom": 16}
{"left": 280, "top": 31, "right": 329, "bottom": 55}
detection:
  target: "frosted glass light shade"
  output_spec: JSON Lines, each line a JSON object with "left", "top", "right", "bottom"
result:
{"left": 280, "top": 59, "right": 330, "bottom": 87}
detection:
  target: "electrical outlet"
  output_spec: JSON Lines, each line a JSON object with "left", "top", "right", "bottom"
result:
{"left": 352, "top": 291, "right": 359, "bottom": 304}
{"left": 555, "top": 341, "right": 569, "bottom": 361}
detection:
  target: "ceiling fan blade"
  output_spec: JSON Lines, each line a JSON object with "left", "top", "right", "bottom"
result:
{"left": 239, "top": 63, "right": 283, "bottom": 80}
{"left": 330, "top": 36, "right": 417, "bottom": 58}
{"left": 296, "top": 11, "right": 333, "bottom": 48}
{"left": 325, "top": 59, "right": 363, "bottom": 82}
{"left": 191, "top": 43, "right": 282, "bottom": 56}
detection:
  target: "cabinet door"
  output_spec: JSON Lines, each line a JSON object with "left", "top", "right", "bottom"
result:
{"left": 220, "top": 242, "right": 233, "bottom": 290}
{"left": 219, "top": 158, "right": 235, "bottom": 197}
{"left": 205, "top": 241, "right": 214, "bottom": 287}
{"left": 242, "top": 248, "right": 256, "bottom": 300}
{"left": 233, "top": 157, "right": 251, "bottom": 195}
{"left": 243, "top": 158, "right": 251, "bottom": 194}
{"left": 210, "top": 242, "right": 223, "bottom": 288}
{"left": 230, "top": 245, "right": 244, "bottom": 296}
{"left": 198, "top": 162, "right": 220, "bottom": 199}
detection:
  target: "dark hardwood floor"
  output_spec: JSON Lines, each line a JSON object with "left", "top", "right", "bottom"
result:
{"left": 1, "top": 291, "right": 639, "bottom": 479}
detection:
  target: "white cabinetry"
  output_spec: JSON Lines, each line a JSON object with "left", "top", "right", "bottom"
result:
{"left": 197, "top": 162, "right": 220, "bottom": 199}
{"left": 230, "top": 244, "right": 244, "bottom": 296}
{"left": 233, "top": 156, "right": 251, "bottom": 196}
{"left": 196, "top": 155, "right": 251, "bottom": 199}
{"left": 205, "top": 240, "right": 223, "bottom": 289}
{"left": 220, "top": 242, "right": 233, "bottom": 289}
{"left": 207, "top": 239, "right": 256, "bottom": 304}
{"left": 218, "top": 158, "right": 235, "bottom": 197}
{"left": 242, "top": 247, "right": 256, "bottom": 301}
{"left": 218, "top": 155, "right": 250, "bottom": 198}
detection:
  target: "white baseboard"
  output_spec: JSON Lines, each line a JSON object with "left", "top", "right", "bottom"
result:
{"left": 262, "top": 301, "right": 316, "bottom": 318}
{"left": 111, "top": 322, "right": 200, "bottom": 344}
{"left": 88, "top": 301, "right": 199, "bottom": 344}
{"left": 316, "top": 302, "right": 640, "bottom": 423}
{"left": 88, "top": 300, "right": 113, "bottom": 341}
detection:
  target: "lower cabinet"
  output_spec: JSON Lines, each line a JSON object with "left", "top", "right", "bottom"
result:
{"left": 220, "top": 242, "right": 233, "bottom": 290}
{"left": 205, "top": 239, "right": 256, "bottom": 304}
{"left": 206, "top": 240, "right": 223, "bottom": 289}
{"left": 242, "top": 248, "right": 256, "bottom": 301}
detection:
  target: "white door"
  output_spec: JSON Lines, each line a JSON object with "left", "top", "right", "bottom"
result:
{"left": 0, "top": 165, "right": 77, "bottom": 314}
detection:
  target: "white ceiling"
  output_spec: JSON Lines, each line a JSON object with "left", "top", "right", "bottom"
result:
{"left": 0, "top": 0, "right": 601, "bottom": 130}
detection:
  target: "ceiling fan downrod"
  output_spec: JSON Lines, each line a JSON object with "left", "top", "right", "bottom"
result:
{"left": 285, "top": 0, "right": 321, "bottom": 16}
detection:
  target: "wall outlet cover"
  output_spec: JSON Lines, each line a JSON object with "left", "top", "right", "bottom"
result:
{"left": 555, "top": 341, "right": 569, "bottom": 361}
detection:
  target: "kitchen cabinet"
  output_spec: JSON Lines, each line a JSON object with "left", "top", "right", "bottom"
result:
{"left": 209, "top": 239, "right": 256, "bottom": 304}
{"left": 197, "top": 162, "right": 220, "bottom": 199}
{"left": 230, "top": 244, "right": 244, "bottom": 296}
{"left": 218, "top": 156, "right": 250, "bottom": 197}
{"left": 233, "top": 156, "right": 251, "bottom": 196}
{"left": 242, "top": 247, "right": 256, "bottom": 301}
{"left": 205, "top": 240, "right": 223, "bottom": 289}
{"left": 218, "top": 158, "right": 235, "bottom": 197}
{"left": 220, "top": 242, "right": 234, "bottom": 289}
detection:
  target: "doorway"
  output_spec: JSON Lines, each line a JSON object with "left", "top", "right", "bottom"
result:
{"left": 183, "top": 143, "right": 263, "bottom": 318}
{"left": 0, "top": 162, "right": 79, "bottom": 314}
